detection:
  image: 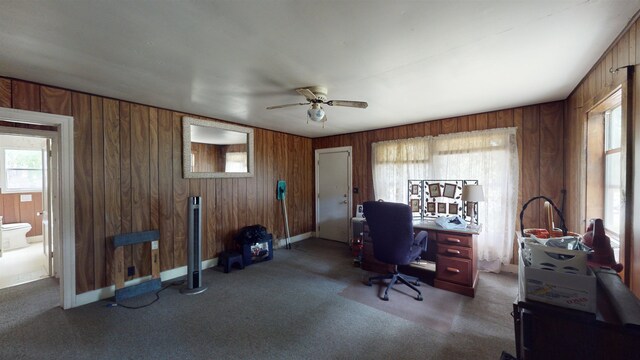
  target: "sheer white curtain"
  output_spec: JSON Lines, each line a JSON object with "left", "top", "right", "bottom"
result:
{"left": 371, "top": 128, "right": 519, "bottom": 271}
{"left": 225, "top": 152, "right": 248, "bottom": 172}
{"left": 371, "top": 137, "right": 431, "bottom": 202}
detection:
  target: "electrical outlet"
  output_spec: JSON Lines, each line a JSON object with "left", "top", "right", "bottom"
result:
{"left": 127, "top": 266, "right": 135, "bottom": 276}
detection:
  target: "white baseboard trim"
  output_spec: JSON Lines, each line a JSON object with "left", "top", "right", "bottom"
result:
{"left": 74, "top": 257, "right": 219, "bottom": 308}
{"left": 501, "top": 263, "right": 518, "bottom": 274}
{"left": 274, "top": 231, "right": 313, "bottom": 248}
{"left": 75, "top": 232, "right": 315, "bottom": 308}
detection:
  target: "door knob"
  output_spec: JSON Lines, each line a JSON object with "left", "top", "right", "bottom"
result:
{"left": 341, "top": 200, "right": 348, "bottom": 204}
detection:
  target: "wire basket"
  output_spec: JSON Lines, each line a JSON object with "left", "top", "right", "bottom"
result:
{"left": 519, "top": 195, "right": 569, "bottom": 238}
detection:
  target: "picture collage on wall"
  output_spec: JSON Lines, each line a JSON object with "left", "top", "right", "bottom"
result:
{"left": 407, "top": 179, "right": 479, "bottom": 222}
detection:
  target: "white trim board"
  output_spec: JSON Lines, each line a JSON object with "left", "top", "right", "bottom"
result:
{"left": 274, "top": 231, "right": 313, "bottom": 248}
{"left": 76, "top": 258, "right": 220, "bottom": 307}
{"left": 0, "top": 107, "right": 75, "bottom": 309}
{"left": 75, "top": 232, "right": 314, "bottom": 307}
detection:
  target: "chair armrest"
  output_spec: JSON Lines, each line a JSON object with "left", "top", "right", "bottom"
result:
{"left": 414, "top": 230, "right": 428, "bottom": 252}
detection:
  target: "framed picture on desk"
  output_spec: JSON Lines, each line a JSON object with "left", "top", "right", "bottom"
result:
{"left": 466, "top": 202, "right": 475, "bottom": 219}
{"left": 428, "top": 183, "right": 441, "bottom": 197}
{"left": 443, "top": 183, "right": 457, "bottom": 198}
{"left": 410, "top": 199, "right": 420, "bottom": 212}
{"left": 427, "top": 202, "right": 436, "bottom": 213}
{"left": 449, "top": 203, "right": 458, "bottom": 214}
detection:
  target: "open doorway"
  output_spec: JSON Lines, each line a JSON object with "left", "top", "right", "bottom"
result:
{"left": 0, "top": 106, "right": 74, "bottom": 309}
{"left": 0, "top": 133, "right": 53, "bottom": 289}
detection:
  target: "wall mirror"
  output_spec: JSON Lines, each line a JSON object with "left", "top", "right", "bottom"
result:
{"left": 182, "top": 116, "right": 254, "bottom": 178}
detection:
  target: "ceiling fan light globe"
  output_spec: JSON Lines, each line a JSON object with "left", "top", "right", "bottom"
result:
{"left": 307, "top": 107, "right": 325, "bottom": 122}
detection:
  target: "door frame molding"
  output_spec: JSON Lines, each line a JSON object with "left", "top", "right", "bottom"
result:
{"left": 314, "top": 146, "right": 352, "bottom": 239}
{"left": 0, "top": 107, "right": 75, "bottom": 309}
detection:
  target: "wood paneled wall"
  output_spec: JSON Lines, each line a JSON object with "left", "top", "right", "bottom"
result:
{"left": 0, "top": 192, "right": 43, "bottom": 237}
{"left": 191, "top": 143, "right": 220, "bottom": 173}
{"left": 564, "top": 19, "right": 637, "bottom": 232}
{"left": 564, "top": 16, "right": 640, "bottom": 293}
{"left": 0, "top": 77, "right": 314, "bottom": 294}
{"left": 313, "top": 102, "right": 565, "bottom": 263}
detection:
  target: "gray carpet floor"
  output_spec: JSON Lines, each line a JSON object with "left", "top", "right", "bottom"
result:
{"left": 0, "top": 238, "right": 518, "bottom": 359}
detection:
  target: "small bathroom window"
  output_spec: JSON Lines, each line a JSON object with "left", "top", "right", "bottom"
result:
{"left": 1, "top": 149, "right": 43, "bottom": 193}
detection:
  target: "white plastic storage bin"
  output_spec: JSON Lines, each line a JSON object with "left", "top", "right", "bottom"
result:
{"left": 518, "top": 238, "right": 596, "bottom": 313}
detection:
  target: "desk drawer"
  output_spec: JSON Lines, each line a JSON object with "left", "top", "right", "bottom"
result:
{"left": 437, "top": 232, "right": 472, "bottom": 247}
{"left": 436, "top": 256, "right": 472, "bottom": 285}
{"left": 437, "top": 244, "right": 472, "bottom": 259}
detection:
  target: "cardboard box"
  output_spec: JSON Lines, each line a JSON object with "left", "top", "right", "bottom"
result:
{"left": 519, "top": 240, "right": 596, "bottom": 313}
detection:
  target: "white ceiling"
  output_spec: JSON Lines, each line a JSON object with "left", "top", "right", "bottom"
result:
{"left": 1, "top": 1, "right": 639, "bottom": 138}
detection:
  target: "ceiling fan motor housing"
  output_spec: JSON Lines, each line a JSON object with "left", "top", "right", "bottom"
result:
{"left": 306, "top": 86, "right": 327, "bottom": 102}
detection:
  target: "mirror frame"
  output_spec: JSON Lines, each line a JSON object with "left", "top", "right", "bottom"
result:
{"left": 182, "top": 116, "right": 255, "bottom": 178}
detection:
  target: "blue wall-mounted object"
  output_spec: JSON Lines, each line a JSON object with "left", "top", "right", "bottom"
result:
{"left": 277, "top": 180, "right": 286, "bottom": 200}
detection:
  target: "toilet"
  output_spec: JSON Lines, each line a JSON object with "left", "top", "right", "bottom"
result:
{"left": 1, "top": 222, "right": 32, "bottom": 251}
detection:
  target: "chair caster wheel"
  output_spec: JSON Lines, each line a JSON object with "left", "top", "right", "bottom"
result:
{"left": 382, "top": 295, "right": 389, "bottom": 301}
{"left": 416, "top": 294, "right": 423, "bottom": 301}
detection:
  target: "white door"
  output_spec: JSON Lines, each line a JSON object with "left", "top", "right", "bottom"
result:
{"left": 41, "top": 140, "right": 53, "bottom": 276}
{"left": 316, "top": 148, "right": 351, "bottom": 242}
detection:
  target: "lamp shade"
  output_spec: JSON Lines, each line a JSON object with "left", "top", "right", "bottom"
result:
{"left": 462, "top": 185, "right": 484, "bottom": 202}
{"left": 307, "top": 104, "right": 326, "bottom": 122}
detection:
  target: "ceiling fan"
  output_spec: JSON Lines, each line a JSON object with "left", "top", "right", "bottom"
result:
{"left": 266, "top": 86, "right": 368, "bottom": 125}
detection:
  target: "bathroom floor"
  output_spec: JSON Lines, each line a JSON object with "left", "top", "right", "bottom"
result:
{"left": 0, "top": 241, "right": 49, "bottom": 289}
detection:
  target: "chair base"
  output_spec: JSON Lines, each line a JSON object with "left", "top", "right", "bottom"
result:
{"left": 367, "top": 271, "right": 423, "bottom": 301}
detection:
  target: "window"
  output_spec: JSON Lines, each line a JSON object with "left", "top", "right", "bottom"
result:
{"left": 371, "top": 128, "right": 519, "bottom": 271}
{"left": 604, "top": 105, "right": 622, "bottom": 245}
{"left": 3, "top": 149, "right": 43, "bottom": 192}
{"left": 225, "top": 152, "right": 248, "bottom": 172}
{"left": 585, "top": 89, "right": 623, "bottom": 263}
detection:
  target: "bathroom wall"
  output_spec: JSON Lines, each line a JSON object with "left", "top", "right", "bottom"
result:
{"left": 0, "top": 192, "right": 43, "bottom": 237}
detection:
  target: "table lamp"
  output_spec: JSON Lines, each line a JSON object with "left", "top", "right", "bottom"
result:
{"left": 462, "top": 185, "right": 484, "bottom": 228}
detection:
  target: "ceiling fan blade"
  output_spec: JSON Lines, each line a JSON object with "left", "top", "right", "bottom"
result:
{"left": 296, "top": 88, "right": 318, "bottom": 101}
{"left": 266, "top": 102, "right": 309, "bottom": 110}
{"left": 325, "top": 100, "right": 368, "bottom": 109}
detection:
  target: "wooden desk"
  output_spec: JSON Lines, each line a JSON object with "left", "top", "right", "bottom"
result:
{"left": 358, "top": 218, "right": 480, "bottom": 297}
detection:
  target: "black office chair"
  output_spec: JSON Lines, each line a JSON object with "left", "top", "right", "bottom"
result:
{"left": 363, "top": 201, "right": 428, "bottom": 301}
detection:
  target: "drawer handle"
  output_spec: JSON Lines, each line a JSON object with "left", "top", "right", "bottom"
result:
{"left": 446, "top": 238, "right": 461, "bottom": 243}
{"left": 446, "top": 267, "right": 460, "bottom": 273}
{"left": 446, "top": 249, "right": 461, "bottom": 255}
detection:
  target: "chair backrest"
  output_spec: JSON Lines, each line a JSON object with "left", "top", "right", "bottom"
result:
{"left": 363, "top": 201, "right": 415, "bottom": 265}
